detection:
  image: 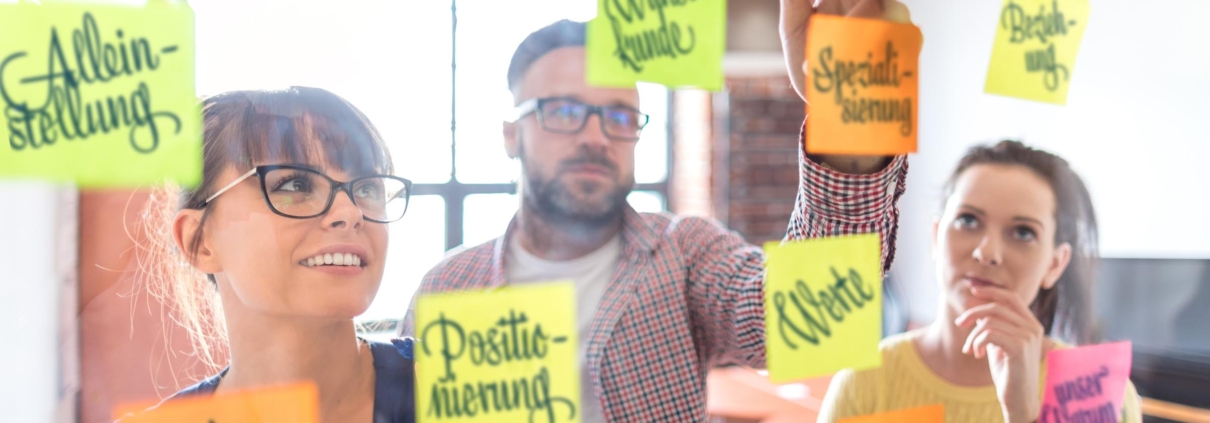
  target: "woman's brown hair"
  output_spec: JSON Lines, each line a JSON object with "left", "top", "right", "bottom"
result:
{"left": 135, "top": 87, "right": 393, "bottom": 372}
{"left": 942, "top": 140, "right": 1100, "bottom": 344}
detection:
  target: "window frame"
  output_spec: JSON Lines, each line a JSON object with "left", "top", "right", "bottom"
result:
{"left": 416, "top": 0, "right": 673, "bottom": 252}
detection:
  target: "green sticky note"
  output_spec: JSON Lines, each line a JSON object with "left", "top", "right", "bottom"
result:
{"left": 764, "top": 234, "right": 883, "bottom": 383}
{"left": 586, "top": 0, "right": 726, "bottom": 91}
{"left": 415, "top": 282, "right": 581, "bottom": 423}
{"left": 0, "top": 2, "right": 202, "bottom": 188}
{"left": 984, "top": 0, "right": 1091, "bottom": 105}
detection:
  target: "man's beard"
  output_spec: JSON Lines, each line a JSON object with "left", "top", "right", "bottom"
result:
{"left": 519, "top": 144, "right": 633, "bottom": 228}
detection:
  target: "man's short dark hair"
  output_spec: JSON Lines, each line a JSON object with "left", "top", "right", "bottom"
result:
{"left": 506, "top": 19, "right": 587, "bottom": 94}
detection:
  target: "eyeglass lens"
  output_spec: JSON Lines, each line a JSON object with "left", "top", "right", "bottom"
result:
{"left": 262, "top": 167, "right": 409, "bottom": 222}
{"left": 539, "top": 99, "right": 645, "bottom": 139}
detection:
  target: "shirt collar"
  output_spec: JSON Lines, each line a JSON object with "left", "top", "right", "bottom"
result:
{"left": 496, "top": 204, "right": 660, "bottom": 272}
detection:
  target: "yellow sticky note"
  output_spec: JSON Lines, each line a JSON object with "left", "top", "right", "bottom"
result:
{"left": 763, "top": 234, "right": 882, "bottom": 384}
{"left": 804, "top": 15, "right": 922, "bottom": 156}
{"left": 839, "top": 404, "right": 945, "bottom": 423}
{"left": 984, "top": 0, "right": 1090, "bottom": 105}
{"left": 0, "top": 2, "right": 202, "bottom": 187}
{"left": 114, "top": 382, "right": 318, "bottom": 423}
{"left": 415, "top": 282, "right": 580, "bottom": 423}
{"left": 586, "top": 0, "right": 725, "bottom": 91}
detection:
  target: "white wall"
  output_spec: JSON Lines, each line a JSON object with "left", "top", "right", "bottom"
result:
{"left": 0, "top": 182, "right": 78, "bottom": 422}
{"left": 893, "top": 0, "right": 1210, "bottom": 324}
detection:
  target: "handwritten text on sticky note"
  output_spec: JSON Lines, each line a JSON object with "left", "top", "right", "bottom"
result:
{"left": 984, "top": 0, "right": 1090, "bottom": 105}
{"left": 764, "top": 234, "right": 882, "bottom": 383}
{"left": 586, "top": 0, "right": 725, "bottom": 91}
{"left": 114, "top": 382, "right": 318, "bottom": 423}
{"left": 416, "top": 282, "right": 580, "bottom": 423}
{"left": 0, "top": 2, "right": 201, "bottom": 187}
{"left": 1040, "top": 341, "right": 1132, "bottom": 423}
{"left": 804, "top": 15, "right": 922, "bottom": 156}
{"left": 839, "top": 404, "right": 944, "bottom": 423}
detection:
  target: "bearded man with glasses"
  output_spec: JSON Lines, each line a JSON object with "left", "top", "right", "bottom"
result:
{"left": 401, "top": 7, "right": 910, "bottom": 421}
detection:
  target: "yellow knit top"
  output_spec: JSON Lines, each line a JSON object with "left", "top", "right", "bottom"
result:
{"left": 817, "top": 330, "right": 1142, "bottom": 423}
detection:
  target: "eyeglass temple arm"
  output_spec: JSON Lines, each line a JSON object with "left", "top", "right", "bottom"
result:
{"left": 203, "top": 168, "right": 258, "bottom": 205}
{"left": 509, "top": 98, "right": 539, "bottom": 122}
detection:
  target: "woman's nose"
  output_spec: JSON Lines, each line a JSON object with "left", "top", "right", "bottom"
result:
{"left": 972, "top": 234, "right": 1003, "bottom": 266}
{"left": 323, "top": 189, "right": 364, "bottom": 229}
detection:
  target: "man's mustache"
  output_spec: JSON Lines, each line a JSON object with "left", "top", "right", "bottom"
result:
{"left": 558, "top": 154, "right": 618, "bottom": 174}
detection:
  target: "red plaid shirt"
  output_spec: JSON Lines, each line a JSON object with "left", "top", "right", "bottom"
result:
{"left": 401, "top": 126, "right": 908, "bottom": 422}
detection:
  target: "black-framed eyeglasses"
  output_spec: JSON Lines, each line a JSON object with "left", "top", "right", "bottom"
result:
{"left": 512, "top": 97, "right": 650, "bottom": 141}
{"left": 202, "top": 164, "right": 412, "bottom": 223}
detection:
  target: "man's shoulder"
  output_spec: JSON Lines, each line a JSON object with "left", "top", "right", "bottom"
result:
{"left": 421, "top": 238, "right": 498, "bottom": 289}
{"left": 637, "top": 211, "right": 731, "bottom": 238}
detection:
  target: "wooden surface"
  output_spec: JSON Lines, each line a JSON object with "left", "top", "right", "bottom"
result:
{"left": 707, "top": 367, "right": 832, "bottom": 422}
{"left": 1142, "top": 397, "right": 1210, "bottom": 423}
{"left": 709, "top": 367, "right": 1210, "bottom": 423}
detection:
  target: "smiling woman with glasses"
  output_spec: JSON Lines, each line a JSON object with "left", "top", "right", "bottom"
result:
{"left": 126, "top": 87, "right": 416, "bottom": 423}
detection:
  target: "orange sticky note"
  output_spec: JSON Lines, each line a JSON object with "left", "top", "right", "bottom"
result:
{"left": 804, "top": 15, "right": 922, "bottom": 156}
{"left": 113, "top": 382, "right": 318, "bottom": 423}
{"left": 838, "top": 404, "right": 944, "bottom": 423}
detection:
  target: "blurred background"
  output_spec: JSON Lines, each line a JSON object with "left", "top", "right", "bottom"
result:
{"left": 1, "top": 0, "right": 1207, "bottom": 422}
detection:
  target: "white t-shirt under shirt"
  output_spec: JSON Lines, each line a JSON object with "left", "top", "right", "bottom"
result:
{"left": 506, "top": 234, "right": 620, "bottom": 423}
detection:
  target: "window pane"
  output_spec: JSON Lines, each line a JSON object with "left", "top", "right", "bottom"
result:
{"left": 193, "top": 0, "right": 452, "bottom": 183}
{"left": 359, "top": 195, "right": 446, "bottom": 323}
{"left": 628, "top": 191, "right": 666, "bottom": 214}
{"left": 462, "top": 193, "right": 520, "bottom": 249}
{"left": 635, "top": 83, "right": 669, "bottom": 184}
{"left": 452, "top": 1, "right": 597, "bottom": 184}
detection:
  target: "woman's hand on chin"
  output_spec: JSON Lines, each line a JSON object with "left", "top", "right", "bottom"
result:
{"left": 955, "top": 286, "right": 1047, "bottom": 423}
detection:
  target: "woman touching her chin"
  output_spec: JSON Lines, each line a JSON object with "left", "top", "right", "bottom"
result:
{"left": 816, "top": 141, "right": 1142, "bottom": 423}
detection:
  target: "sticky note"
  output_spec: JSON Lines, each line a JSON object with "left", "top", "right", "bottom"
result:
{"left": 804, "top": 15, "right": 922, "bottom": 156}
{"left": 984, "top": 0, "right": 1090, "bottom": 105}
{"left": 0, "top": 2, "right": 202, "bottom": 187}
{"left": 763, "top": 234, "right": 882, "bottom": 383}
{"left": 839, "top": 404, "right": 944, "bottom": 423}
{"left": 1040, "top": 341, "right": 1132, "bottom": 423}
{"left": 586, "top": 0, "right": 725, "bottom": 91}
{"left": 415, "top": 282, "right": 580, "bottom": 423}
{"left": 114, "top": 382, "right": 318, "bottom": 423}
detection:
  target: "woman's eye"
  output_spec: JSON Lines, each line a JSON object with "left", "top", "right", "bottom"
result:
{"left": 277, "top": 178, "right": 310, "bottom": 193}
{"left": 1013, "top": 226, "right": 1038, "bottom": 242}
{"left": 954, "top": 213, "right": 979, "bottom": 229}
{"left": 356, "top": 185, "right": 381, "bottom": 199}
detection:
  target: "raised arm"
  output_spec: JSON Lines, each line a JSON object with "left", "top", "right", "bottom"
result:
{"left": 688, "top": 0, "right": 912, "bottom": 368}
{"left": 779, "top": 0, "right": 912, "bottom": 274}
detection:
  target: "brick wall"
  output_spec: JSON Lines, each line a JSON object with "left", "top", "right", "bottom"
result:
{"left": 713, "top": 76, "right": 805, "bottom": 245}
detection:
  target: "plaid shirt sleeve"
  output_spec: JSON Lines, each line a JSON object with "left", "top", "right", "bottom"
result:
{"left": 687, "top": 120, "right": 909, "bottom": 368}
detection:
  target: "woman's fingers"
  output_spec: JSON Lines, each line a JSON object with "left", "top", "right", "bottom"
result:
{"left": 966, "top": 319, "right": 1031, "bottom": 359}
{"left": 970, "top": 286, "right": 1035, "bottom": 318}
{"left": 963, "top": 316, "right": 1021, "bottom": 357}
{"left": 971, "top": 327, "right": 1029, "bottom": 360}
{"left": 955, "top": 301, "right": 1033, "bottom": 333}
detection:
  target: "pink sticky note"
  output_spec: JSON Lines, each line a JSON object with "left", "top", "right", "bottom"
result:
{"left": 1040, "top": 341, "right": 1132, "bottom": 423}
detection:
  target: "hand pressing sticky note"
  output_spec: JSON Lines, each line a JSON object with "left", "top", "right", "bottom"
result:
{"left": 838, "top": 404, "right": 944, "bottom": 423}
{"left": 984, "top": 0, "right": 1091, "bottom": 105}
{"left": 114, "top": 382, "right": 318, "bottom": 423}
{"left": 415, "top": 282, "right": 580, "bottom": 423}
{"left": 1040, "top": 341, "right": 1132, "bottom": 423}
{"left": 586, "top": 0, "right": 725, "bottom": 91}
{"left": 763, "top": 234, "right": 882, "bottom": 384}
{"left": 804, "top": 15, "right": 922, "bottom": 156}
{"left": 0, "top": 2, "right": 202, "bottom": 187}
